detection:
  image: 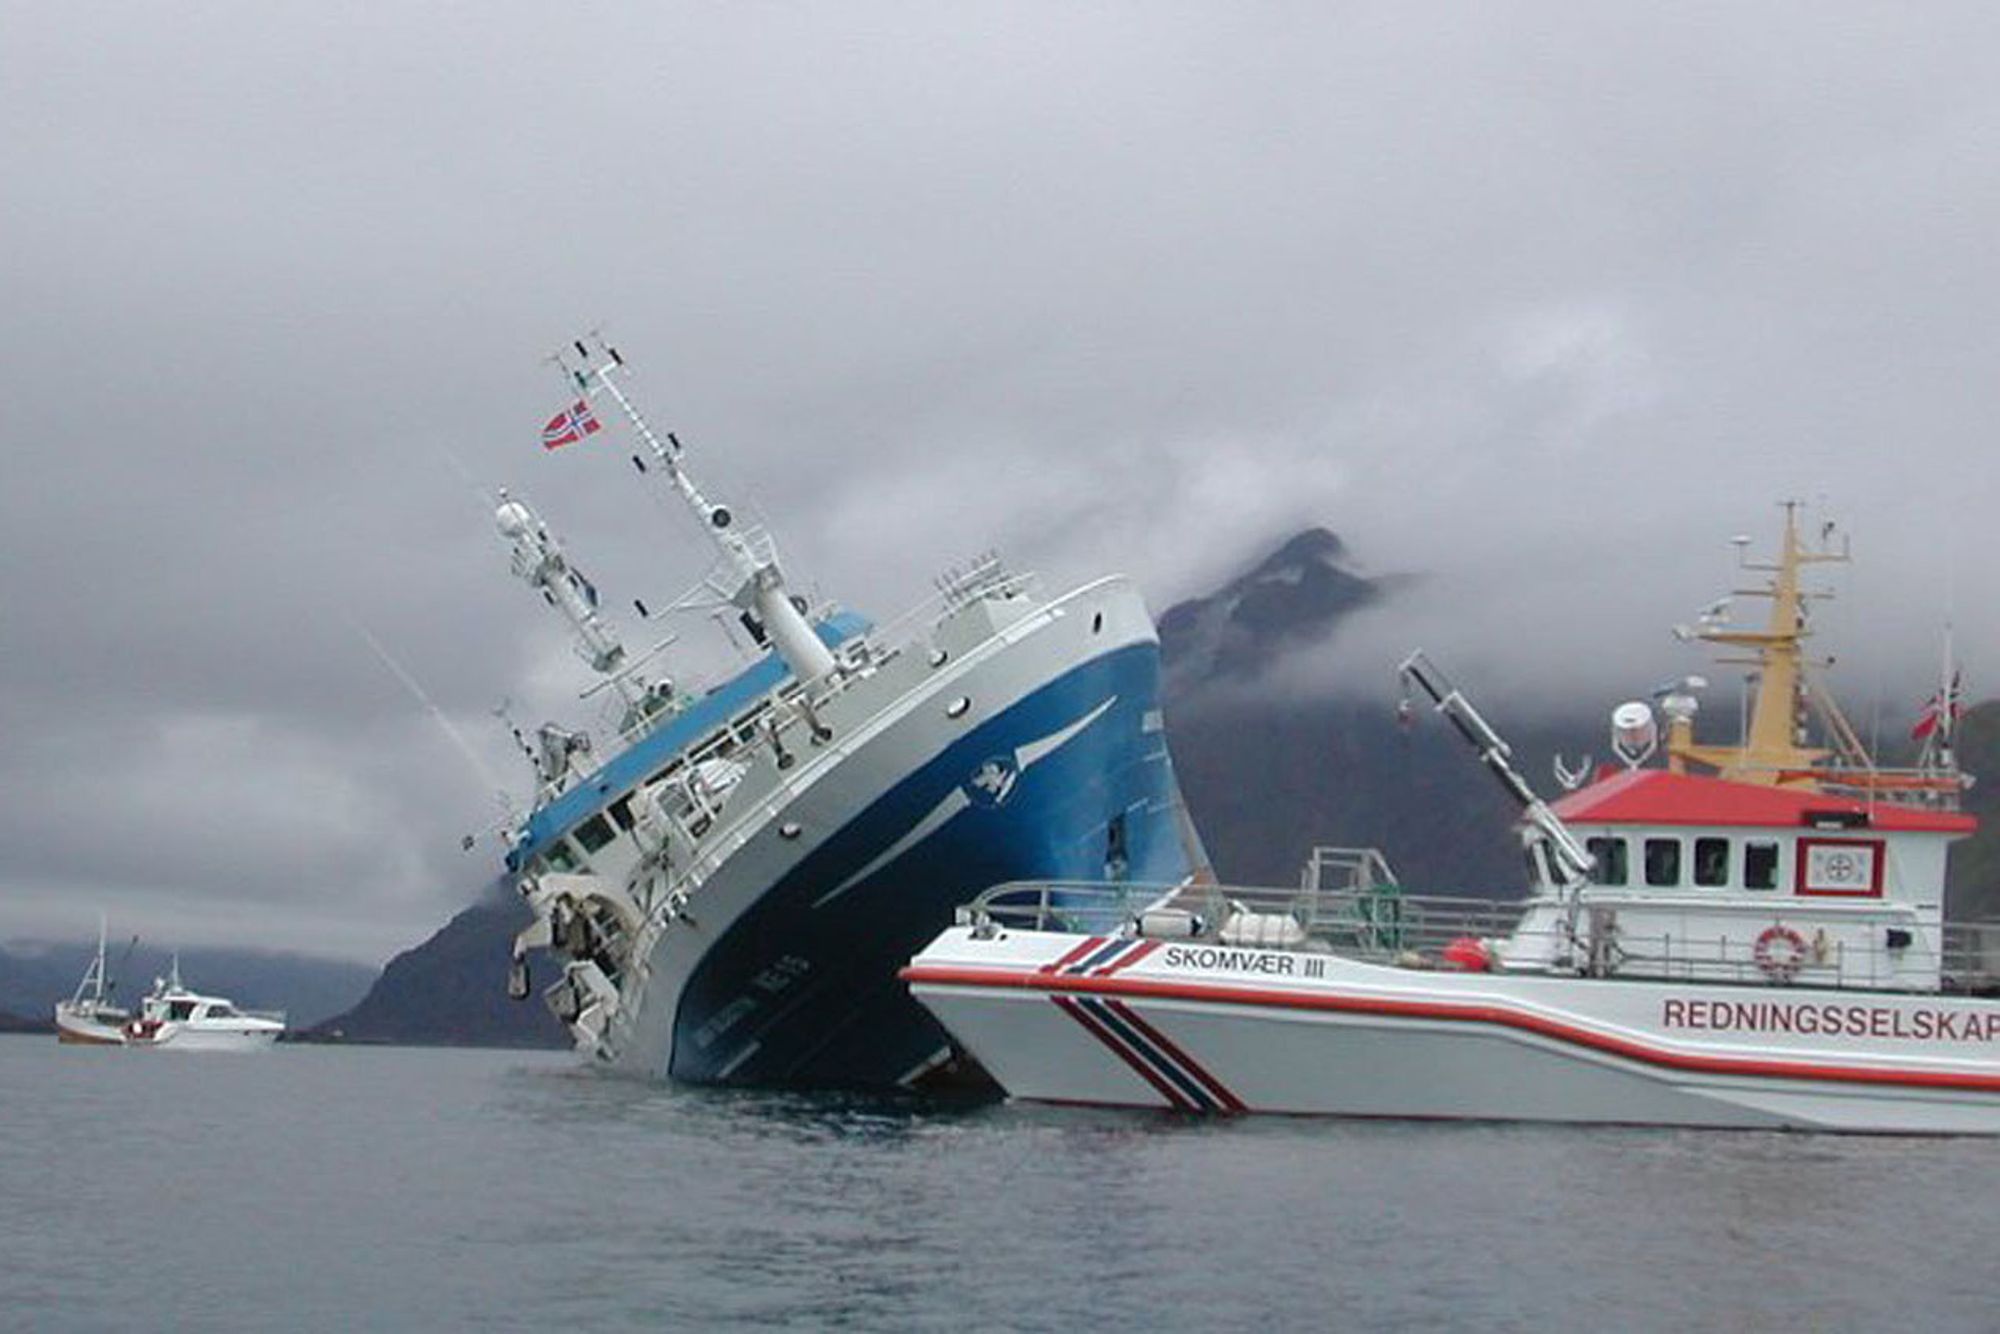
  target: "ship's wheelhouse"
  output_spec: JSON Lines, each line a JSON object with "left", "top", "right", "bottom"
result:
{"left": 1550, "top": 768, "right": 1967, "bottom": 908}
{"left": 1496, "top": 768, "right": 1978, "bottom": 991}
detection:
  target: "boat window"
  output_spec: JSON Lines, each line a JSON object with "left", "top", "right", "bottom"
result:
{"left": 169, "top": 1000, "right": 195, "bottom": 1021}
{"left": 574, "top": 814, "right": 616, "bottom": 854}
{"left": 1745, "top": 840, "right": 1780, "bottom": 890}
{"left": 1585, "top": 837, "right": 1628, "bottom": 886}
{"left": 1643, "top": 838, "right": 1681, "bottom": 887}
{"left": 206, "top": 1003, "right": 237, "bottom": 1019}
{"left": 608, "top": 796, "right": 636, "bottom": 831}
{"left": 543, "top": 841, "right": 581, "bottom": 873}
{"left": 1693, "top": 837, "right": 1730, "bottom": 887}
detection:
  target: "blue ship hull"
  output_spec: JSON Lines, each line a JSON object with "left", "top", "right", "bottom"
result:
{"left": 667, "top": 641, "right": 1197, "bottom": 1088}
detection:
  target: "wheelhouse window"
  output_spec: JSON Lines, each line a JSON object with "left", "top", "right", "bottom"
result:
{"left": 1745, "top": 841, "right": 1780, "bottom": 890}
{"left": 608, "top": 795, "right": 636, "bottom": 831}
{"left": 574, "top": 814, "right": 616, "bottom": 854}
{"left": 1585, "top": 837, "right": 1628, "bottom": 886}
{"left": 1693, "top": 837, "right": 1730, "bottom": 888}
{"left": 543, "top": 841, "right": 581, "bottom": 873}
{"left": 1643, "top": 838, "right": 1681, "bottom": 887}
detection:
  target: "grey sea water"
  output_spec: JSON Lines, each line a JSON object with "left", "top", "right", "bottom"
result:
{"left": 2, "top": 1035, "right": 1994, "bottom": 1332}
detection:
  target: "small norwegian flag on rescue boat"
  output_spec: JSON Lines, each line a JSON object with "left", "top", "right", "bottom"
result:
{"left": 541, "top": 400, "right": 602, "bottom": 450}
{"left": 1912, "top": 670, "right": 1964, "bottom": 740}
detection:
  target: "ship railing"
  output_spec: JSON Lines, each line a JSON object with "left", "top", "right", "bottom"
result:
{"left": 1544, "top": 920, "right": 2000, "bottom": 994}
{"left": 1942, "top": 922, "right": 2000, "bottom": 994}
{"left": 960, "top": 880, "right": 2000, "bottom": 996}
{"left": 1703, "top": 760, "right": 1968, "bottom": 811}
{"left": 623, "top": 559, "right": 1046, "bottom": 777}
{"left": 606, "top": 649, "right": 888, "bottom": 811}
{"left": 864, "top": 565, "right": 1042, "bottom": 653}
{"left": 962, "top": 879, "right": 1528, "bottom": 961}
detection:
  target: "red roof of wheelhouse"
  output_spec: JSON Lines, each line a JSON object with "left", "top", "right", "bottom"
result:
{"left": 1550, "top": 767, "right": 1977, "bottom": 835}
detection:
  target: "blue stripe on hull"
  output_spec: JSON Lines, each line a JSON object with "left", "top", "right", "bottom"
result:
{"left": 667, "top": 641, "right": 1196, "bottom": 1089}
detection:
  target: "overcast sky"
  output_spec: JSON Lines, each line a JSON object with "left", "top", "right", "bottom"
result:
{"left": 6, "top": 5, "right": 2000, "bottom": 962}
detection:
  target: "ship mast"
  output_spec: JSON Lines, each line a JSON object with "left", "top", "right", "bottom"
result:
{"left": 558, "top": 336, "right": 837, "bottom": 687}
{"left": 70, "top": 914, "right": 112, "bottom": 1008}
{"left": 494, "top": 489, "right": 660, "bottom": 729}
{"left": 1666, "top": 501, "right": 1878, "bottom": 789}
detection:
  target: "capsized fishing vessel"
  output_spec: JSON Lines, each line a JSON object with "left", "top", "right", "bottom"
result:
{"left": 497, "top": 337, "right": 1205, "bottom": 1089}
{"left": 119, "top": 956, "right": 285, "bottom": 1051}
{"left": 54, "top": 918, "right": 131, "bottom": 1045}
{"left": 905, "top": 508, "right": 2000, "bottom": 1132}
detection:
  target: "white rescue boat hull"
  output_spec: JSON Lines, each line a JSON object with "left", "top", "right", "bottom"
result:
{"left": 906, "top": 929, "right": 2000, "bottom": 1134}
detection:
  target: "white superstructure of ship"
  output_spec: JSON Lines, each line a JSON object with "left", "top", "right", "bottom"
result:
{"left": 906, "top": 507, "right": 2000, "bottom": 1132}
{"left": 496, "top": 337, "right": 1206, "bottom": 1088}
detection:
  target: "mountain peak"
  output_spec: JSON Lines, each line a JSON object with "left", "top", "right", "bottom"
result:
{"left": 1159, "top": 526, "right": 1384, "bottom": 687}
{"left": 1253, "top": 526, "right": 1347, "bottom": 576}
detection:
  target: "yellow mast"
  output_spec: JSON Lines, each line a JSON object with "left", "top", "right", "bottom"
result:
{"left": 1668, "top": 503, "right": 1847, "bottom": 787}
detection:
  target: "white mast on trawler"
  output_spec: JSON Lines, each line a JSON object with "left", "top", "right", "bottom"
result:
{"left": 552, "top": 334, "right": 838, "bottom": 688}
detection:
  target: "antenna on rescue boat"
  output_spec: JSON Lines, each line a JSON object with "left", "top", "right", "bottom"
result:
{"left": 1666, "top": 501, "right": 1853, "bottom": 786}
{"left": 553, "top": 335, "right": 837, "bottom": 687}
{"left": 1662, "top": 503, "right": 1966, "bottom": 807}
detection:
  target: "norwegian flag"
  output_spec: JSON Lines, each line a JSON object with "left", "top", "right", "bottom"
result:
{"left": 1912, "top": 670, "right": 1964, "bottom": 741}
{"left": 541, "top": 399, "right": 602, "bottom": 450}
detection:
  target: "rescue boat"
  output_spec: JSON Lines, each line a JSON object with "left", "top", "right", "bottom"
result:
{"left": 904, "top": 507, "right": 2000, "bottom": 1132}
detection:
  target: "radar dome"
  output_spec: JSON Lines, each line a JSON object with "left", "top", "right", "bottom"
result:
{"left": 495, "top": 500, "right": 534, "bottom": 539}
{"left": 1611, "top": 701, "right": 1658, "bottom": 769}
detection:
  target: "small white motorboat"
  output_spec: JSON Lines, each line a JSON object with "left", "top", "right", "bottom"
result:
{"left": 906, "top": 509, "right": 2000, "bottom": 1133}
{"left": 121, "top": 956, "right": 286, "bottom": 1051}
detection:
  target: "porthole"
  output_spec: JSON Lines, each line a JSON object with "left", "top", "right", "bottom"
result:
{"left": 779, "top": 821, "right": 802, "bottom": 840}
{"left": 1092, "top": 612, "right": 1103, "bottom": 633}
{"left": 945, "top": 696, "right": 971, "bottom": 719}
{"left": 928, "top": 647, "right": 949, "bottom": 668}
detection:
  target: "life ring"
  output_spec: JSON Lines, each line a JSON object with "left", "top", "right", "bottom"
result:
{"left": 1754, "top": 924, "right": 1808, "bottom": 982}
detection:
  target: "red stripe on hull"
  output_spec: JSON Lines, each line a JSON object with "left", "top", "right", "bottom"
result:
{"left": 1103, "top": 998, "right": 1247, "bottom": 1113}
{"left": 1039, "top": 937, "right": 1103, "bottom": 976}
{"left": 1052, "top": 995, "right": 1195, "bottom": 1111}
{"left": 1096, "top": 939, "right": 1162, "bottom": 978}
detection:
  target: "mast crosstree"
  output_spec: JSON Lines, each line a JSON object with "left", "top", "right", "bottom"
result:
{"left": 1666, "top": 503, "right": 1965, "bottom": 804}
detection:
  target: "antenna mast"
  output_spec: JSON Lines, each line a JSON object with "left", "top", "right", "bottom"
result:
{"left": 1670, "top": 501, "right": 1849, "bottom": 785}
{"left": 556, "top": 335, "right": 837, "bottom": 686}
{"left": 493, "top": 489, "right": 662, "bottom": 731}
